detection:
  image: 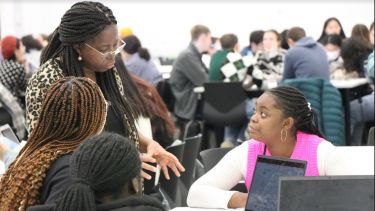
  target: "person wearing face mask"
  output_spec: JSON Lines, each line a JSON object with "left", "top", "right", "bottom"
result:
{"left": 332, "top": 37, "right": 373, "bottom": 145}
{"left": 0, "top": 35, "right": 29, "bottom": 108}
{"left": 317, "top": 17, "right": 347, "bottom": 44}
{"left": 322, "top": 34, "right": 344, "bottom": 75}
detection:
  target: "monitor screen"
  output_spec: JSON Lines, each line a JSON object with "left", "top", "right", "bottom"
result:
{"left": 246, "top": 156, "right": 307, "bottom": 211}
{"left": 278, "top": 176, "right": 375, "bottom": 211}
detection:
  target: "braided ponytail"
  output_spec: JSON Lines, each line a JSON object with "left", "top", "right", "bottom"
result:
{"left": 267, "top": 86, "right": 326, "bottom": 138}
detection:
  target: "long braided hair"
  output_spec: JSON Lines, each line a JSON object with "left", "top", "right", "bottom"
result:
{"left": 55, "top": 132, "right": 141, "bottom": 211}
{"left": 267, "top": 86, "right": 326, "bottom": 138}
{"left": 0, "top": 77, "right": 107, "bottom": 211}
{"left": 40, "top": 1, "right": 137, "bottom": 138}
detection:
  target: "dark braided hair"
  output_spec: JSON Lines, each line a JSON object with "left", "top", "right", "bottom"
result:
{"left": 40, "top": 1, "right": 137, "bottom": 138}
{"left": 267, "top": 86, "right": 325, "bottom": 138}
{"left": 55, "top": 132, "right": 141, "bottom": 211}
{"left": 0, "top": 77, "right": 107, "bottom": 211}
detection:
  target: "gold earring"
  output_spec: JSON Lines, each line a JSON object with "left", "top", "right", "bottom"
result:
{"left": 281, "top": 128, "right": 287, "bottom": 143}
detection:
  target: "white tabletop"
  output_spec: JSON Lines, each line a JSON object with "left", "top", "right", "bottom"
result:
{"left": 193, "top": 86, "right": 205, "bottom": 94}
{"left": 171, "top": 208, "right": 243, "bottom": 211}
{"left": 331, "top": 78, "right": 370, "bottom": 89}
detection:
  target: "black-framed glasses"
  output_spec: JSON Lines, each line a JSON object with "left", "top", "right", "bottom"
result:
{"left": 85, "top": 39, "right": 126, "bottom": 60}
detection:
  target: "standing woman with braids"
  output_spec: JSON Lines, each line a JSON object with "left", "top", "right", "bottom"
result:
{"left": 187, "top": 86, "right": 335, "bottom": 209}
{"left": 26, "top": 1, "right": 184, "bottom": 182}
{"left": 0, "top": 77, "right": 108, "bottom": 210}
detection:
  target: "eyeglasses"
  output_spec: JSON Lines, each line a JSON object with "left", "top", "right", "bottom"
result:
{"left": 85, "top": 39, "right": 126, "bottom": 60}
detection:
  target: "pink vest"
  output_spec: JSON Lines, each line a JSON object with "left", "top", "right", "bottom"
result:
{"left": 245, "top": 131, "right": 323, "bottom": 190}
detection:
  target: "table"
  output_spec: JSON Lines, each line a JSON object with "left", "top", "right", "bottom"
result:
{"left": 331, "top": 78, "right": 373, "bottom": 145}
{"left": 193, "top": 86, "right": 264, "bottom": 98}
{"left": 171, "top": 208, "right": 243, "bottom": 211}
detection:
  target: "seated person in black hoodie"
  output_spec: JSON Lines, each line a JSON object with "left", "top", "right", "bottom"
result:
{"left": 28, "top": 132, "right": 164, "bottom": 211}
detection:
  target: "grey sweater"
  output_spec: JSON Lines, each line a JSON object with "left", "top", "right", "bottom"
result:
{"left": 169, "top": 43, "right": 208, "bottom": 120}
{"left": 283, "top": 37, "right": 330, "bottom": 80}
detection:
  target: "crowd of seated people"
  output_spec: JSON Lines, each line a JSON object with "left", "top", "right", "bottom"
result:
{"left": 0, "top": 2, "right": 374, "bottom": 210}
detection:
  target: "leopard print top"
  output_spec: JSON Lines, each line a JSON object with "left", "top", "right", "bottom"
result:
{"left": 25, "top": 59, "right": 139, "bottom": 148}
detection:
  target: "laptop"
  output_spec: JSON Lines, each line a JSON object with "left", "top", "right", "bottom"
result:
{"left": 278, "top": 176, "right": 375, "bottom": 211}
{"left": 0, "top": 124, "right": 20, "bottom": 144}
{"left": 245, "top": 155, "right": 307, "bottom": 211}
{"left": 0, "top": 124, "right": 22, "bottom": 174}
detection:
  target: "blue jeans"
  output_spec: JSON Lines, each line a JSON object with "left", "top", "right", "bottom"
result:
{"left": 350, "top": 93, "right": 374, "bottom": 145}
{"left": 224, "top": 99, "right": 255, "bottom": 145}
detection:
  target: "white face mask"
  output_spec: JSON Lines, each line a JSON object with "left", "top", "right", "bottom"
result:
{"left": 326, "top": 50, "right": 340, "bottom": 61}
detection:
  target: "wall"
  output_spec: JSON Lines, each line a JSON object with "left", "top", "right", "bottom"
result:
{"left": 1, "top": 0, "right": 373, "bottom": 57}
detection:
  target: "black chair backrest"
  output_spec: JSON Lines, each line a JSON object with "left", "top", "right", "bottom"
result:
{"left": 182, "top": 120, "right": 203, "bottom": 141}
{"left": 159, "top": 142, "right": 185, "bottom": 201}
{"left": 368, "top": 127, "right": 374, "bottom": 146}
{"left": 156, "top": 79, "right": 175, "bottom": 113}
{"left": 199, "top": 147, "right": 233, "bottom": 172}
{"left": 181, "top": 134, "right": 202, "bottom": 188}
{"left": 202, "top": 82, "right": 247, "bottom": 126}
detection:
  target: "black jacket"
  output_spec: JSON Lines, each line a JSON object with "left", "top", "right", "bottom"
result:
{"left": 27, "top": 195, "right": 164, "bottom": 211}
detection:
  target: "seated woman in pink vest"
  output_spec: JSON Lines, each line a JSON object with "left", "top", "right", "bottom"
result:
{"left": 187, "top": 86, "right": 334, "bottom": 209}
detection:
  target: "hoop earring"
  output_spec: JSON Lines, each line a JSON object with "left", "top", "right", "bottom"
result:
{"left": 78, "top": 56, "right": 82, "bottom": 61}
{"left": 281, "top": 128, "right": 287, "bottom": 143}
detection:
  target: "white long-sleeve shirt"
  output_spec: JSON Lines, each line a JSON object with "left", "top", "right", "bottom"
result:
{"left": 187, "top": 141, "right": 335, "bottom": 209}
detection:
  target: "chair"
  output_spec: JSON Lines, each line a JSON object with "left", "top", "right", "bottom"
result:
{"left": 199, "top": 147, "right": 247, "bottom": 193}
{"left": 283, "top": 78, "right": 345, "bottom": 146}
{"left": 202, "top": 82, "right": 247, "bottom": 127}
{"left": 368, "top": 127, "right": 374, "bottom": 146}
{"left": 181, "top": 120, "right": 203, "bottom": 142}
{"left": 201, "top": 82, "right": 247, "bottom": 149}
{"left": 159, "top": 142, "right": 185, "bottom": 208}
{"left": 181, "top": 134, "right": 202, "bottom": 188}
{"left": 156, "top": 79, "right": 175, "bottom": 113}
{"left": 199, "top": 147, "right": 234, "bottom": 173}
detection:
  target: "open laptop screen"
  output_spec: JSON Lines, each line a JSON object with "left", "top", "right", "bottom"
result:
{"left": 245, "top": 155, "right": 307, "bottom": 211}
{"left": 278, "top": 176, "right": 374, "bottom": 211}
{"left": 0, "top": 124, "right": 20, "bottom": 144}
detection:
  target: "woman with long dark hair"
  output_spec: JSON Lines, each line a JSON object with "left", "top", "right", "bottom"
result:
{"left": 317, "top": 17, "right": 346, "bottom": 43}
